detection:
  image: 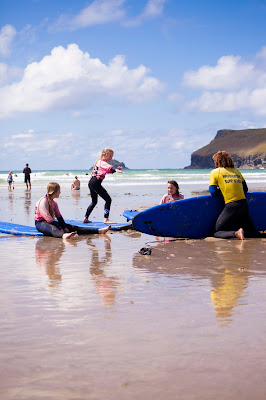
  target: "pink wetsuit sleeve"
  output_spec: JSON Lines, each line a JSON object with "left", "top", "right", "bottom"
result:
{"left": 37, "top": 197, "right": 54, "bottom": 222}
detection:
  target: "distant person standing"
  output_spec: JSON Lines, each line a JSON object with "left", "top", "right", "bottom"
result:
{"left": 23, "top": 163, "right": 32, "bottom": 190}
{"left": 7, "top": 171, "right": 13, "bottom": 190}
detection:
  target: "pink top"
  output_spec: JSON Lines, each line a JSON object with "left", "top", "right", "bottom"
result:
{"left": 34, "top": 196, "right": 62, "bottom": 222}
{"left": 160, "top": 193, "right": 184, "bottom": 204}
{"left": 92, "top": 159, "right": 115, "bottom": 180}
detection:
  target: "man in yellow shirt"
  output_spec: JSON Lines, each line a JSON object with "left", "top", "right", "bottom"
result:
{"left": 209, "top": 151, "right": 262, "bottom": 240}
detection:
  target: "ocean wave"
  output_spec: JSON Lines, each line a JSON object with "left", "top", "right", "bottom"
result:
{"left": 0, "top": 169, "right": 266, "bottom": 188}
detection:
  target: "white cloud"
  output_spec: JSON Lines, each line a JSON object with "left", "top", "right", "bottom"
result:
{"left": 12, "top": 133, "right": 34, "bottom": 139}
{"left": 142, "top": 0, "right": 167, "bottom": 18}
{"left": 124, "top": 0, "right": 167, "bottom": 27}
{"left": 0, "top": 43, "right": 163, "bottom": 119}
{"left": 108, "top": 129, "right": 124, "bottom": 136}
{"left": 181, "top": 47, "right": 266, "bottom": 116}
{"left": 52, "top": 0, "right": 126, "bottom": 31}
{"left": 182, "top": 55, "right": 255, "bottom": 90}
{"left": 0, "top": 25, "right": 16, "bottom": 57}
{"left": 3, "top": 129, "right": 75, "bottom": 155}
{"left": 240, "top": 121, "right": 258, "bottom": 129}
{"left": 0, "top": 62, "right": 22, "bottom": 84}
{"left": 51, "top": 0, "right": 167, "bottom": 31}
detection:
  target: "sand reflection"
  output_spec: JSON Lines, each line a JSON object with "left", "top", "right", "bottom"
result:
{"left": 133, "top": 238, "right": 264, "bottom": 326}
{"left": 87, "top": 235, "right": 121, "bottom": 306}
{"left": 71, "top": 189, "right": 81, "bottom": 206}
{"left": 35, "top": 237, "right": 66, "bottom": 287}
{"left": 8, "top": 192, "right": 14, "bottom": 212}
{"left": 24, "top": 190, "right": 32, "bottom": 216}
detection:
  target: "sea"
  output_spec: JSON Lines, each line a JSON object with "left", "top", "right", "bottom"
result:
{"left": 1, "top": 169, "right": 266, "bottom": 191}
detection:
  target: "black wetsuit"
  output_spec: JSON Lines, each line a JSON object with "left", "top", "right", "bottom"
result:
{"left": 85, "top": 176, "right": 113, "bottom": 219}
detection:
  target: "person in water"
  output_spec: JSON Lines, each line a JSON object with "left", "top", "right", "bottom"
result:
{"left": 83, "top": 148, "right": 123, "bottom": 224}
{"left": 160, "top": 180, "right": 184, "bottom": 204}
{"left": 209, "top": 151, "right": 265, "bottom": 240}
{"left": 35, "top": 182, "right": 110, "bottom": 239}
{"left": 71, "top": 176, "right": 80, "bottom": 190}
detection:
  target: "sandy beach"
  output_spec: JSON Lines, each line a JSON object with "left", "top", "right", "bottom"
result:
{"left": 1, "top": 181, "right": 266, "bottom": 399}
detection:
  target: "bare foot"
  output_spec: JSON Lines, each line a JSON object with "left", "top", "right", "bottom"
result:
{"left": 104, "top": 218, "right": 116, "bottom": 224}
{"left": 235, "top": 228, "right": 245, "bottom": 240}
{"left": 63, "top": 231, "right": 77, "bottom": 240}
{"left": 83, "top": 217, "right": 92, "bottom": 223}
{"left": 98, "top": 225, "right": 111, "bottom": 234}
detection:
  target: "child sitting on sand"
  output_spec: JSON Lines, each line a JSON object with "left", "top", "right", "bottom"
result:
{"left": 35, "top": 182, "right": 110, "bottom": 239}
{"left": 160, "top": 180, "right": 184, "bottom": 204}
{"left": 71, "top": 176, "right": 80, "bottom": 190}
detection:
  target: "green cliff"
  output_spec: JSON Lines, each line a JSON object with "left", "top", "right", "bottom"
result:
{"left": 186, "top": 128, "right": 266, "bottom": 169}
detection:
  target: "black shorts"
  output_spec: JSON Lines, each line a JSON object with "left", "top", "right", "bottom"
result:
{"left": 25, "top": 175, "right": 31, "bottom": 183}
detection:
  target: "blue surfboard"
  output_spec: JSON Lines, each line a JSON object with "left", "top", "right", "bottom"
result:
{"left": 122, "top": 210, "right": 140, "bottom": 221}
{"left": 123, "top": 192, "right": 266, "bottom": 238}
{"left": 65, "top": 220, "right": 132, "bottom": 231}
{"left": 0, "top": 220, "right": 132, "bottom": 236}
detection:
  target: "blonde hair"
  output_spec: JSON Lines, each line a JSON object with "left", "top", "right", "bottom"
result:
{"left": 91, "top": 148, "right": 114, "bottom": 176}
{"left": 213, "top": 151, "right": 235, "bottom": 168}
{"left": 46, "top": 182, "right": 60, "bottom": 218}
{"left": 9, "top": 171, "right": 12, "bottom": 175}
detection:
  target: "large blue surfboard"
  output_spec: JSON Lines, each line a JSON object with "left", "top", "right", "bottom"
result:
{"left": 0, "top": 220, "right": 132, "bottom": 236}
{"left": 123, "top": 192, "right": 266, "bottom": 238}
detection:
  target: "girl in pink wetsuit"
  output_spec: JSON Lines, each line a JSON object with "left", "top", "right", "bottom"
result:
{"left": 160, "top": 180, "right": 184, "bottom": 204}
{"left": 83, "top": 148, "right": 123, "bottom": 224}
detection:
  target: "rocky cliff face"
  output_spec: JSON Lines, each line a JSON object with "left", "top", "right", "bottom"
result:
{"left": 109, "top": 159, "right": 128, "bottom": 169}
{"left": 90, "top": 159, "right": 128, "bottom": 170}
{"left": 185, "top": 128, "right": 266, "bottom": 169}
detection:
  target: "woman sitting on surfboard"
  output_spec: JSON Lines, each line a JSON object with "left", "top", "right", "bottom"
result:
{"left": 35, "top": 182, "right": 110, "bottom": 239}
{"left": 209, "top": 151, "right": 265, "bottom": 240}
{"left": 83, "top": 148, "right": 123, "bottom": 224}
{"left": 160, "top": 180, "right": 184, "bottom": 204}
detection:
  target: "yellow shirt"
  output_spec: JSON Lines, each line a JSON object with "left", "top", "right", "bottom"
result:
{"left": 209, "top": 167, "right": 246, "bottom": 204}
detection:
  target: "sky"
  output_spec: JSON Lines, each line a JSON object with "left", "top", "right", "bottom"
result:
{"left": 1, "top": 0, "right": 266, "bottom": 170}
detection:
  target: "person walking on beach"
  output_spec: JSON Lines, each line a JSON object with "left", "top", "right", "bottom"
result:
{"left": 35, "top": 182, "right": 111, "bottom": 239}
{"left": 7, "top": 171, "right": 13, "bottom": 190}
{"left": 23, "top": 163, "right": 31, "bottom": 190}
{"left": 83, "top": 148, "right": 123, "bottom": 224}
{"left": 160, "top": 180, "right": 184, "bottom": 204}
{"left": 209, "top": 151, "right": 265, "bottom": 240}
{"left": 71, "top": 176, "right": 81, "bottom": 190}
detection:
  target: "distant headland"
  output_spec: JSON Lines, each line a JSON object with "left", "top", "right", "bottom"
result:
{"left": 89, "top": 159, "right": 129, "bottom": 170}
{"left": 185, "top": 128, "right": 266, "bottom": 169}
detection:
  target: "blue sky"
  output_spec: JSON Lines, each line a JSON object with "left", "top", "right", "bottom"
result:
{"left": 1, "top": 0, "right": 266, "bottom": 170}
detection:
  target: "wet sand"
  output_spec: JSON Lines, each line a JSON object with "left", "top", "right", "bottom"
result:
{"left": 1, "top": 184, "right": 266, "bottom": 399}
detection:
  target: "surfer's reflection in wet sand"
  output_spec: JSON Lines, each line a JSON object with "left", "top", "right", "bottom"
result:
{"left": 133, "top": 238, "right": 262, "bottom": 326}
{"left": 87, "top": 235, "right": 121, "bottom": 306}
{"left": 35, "top": 237, "right": 71, "bottom": 287}
{"left": 24, "top": 190, "right": 32, "bottom": 216}
{"left": 8, "top": 192, "right": 14, "bottom": 213}
{"left": 71, "top": 188, "right": 81, "bottom": 206}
